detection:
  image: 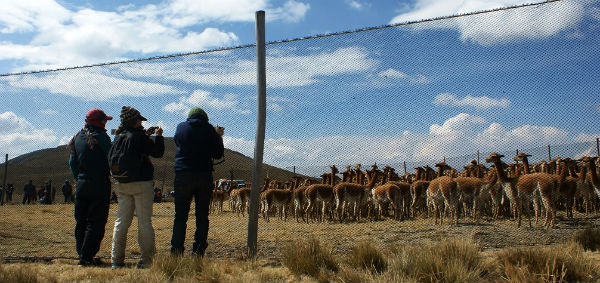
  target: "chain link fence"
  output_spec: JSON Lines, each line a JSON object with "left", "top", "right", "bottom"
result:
{"left": 1, "top": 0, "right": 599, "bottom": 261}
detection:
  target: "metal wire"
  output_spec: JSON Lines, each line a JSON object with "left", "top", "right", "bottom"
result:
{"left": 0, "top": 0, "right": 563, "bottom": 77}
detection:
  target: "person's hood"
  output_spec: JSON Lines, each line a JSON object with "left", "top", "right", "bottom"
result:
{"left": 187, "top": 113, "right": 209, "bottom": 126}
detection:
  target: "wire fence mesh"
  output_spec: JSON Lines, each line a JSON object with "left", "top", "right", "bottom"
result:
{"left": 0, "top": 0, "right": 599, "bottom": 262}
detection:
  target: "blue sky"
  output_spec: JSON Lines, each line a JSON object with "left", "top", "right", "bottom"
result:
{"left": 0, "top": 0, "right": 599, "bottom": 174}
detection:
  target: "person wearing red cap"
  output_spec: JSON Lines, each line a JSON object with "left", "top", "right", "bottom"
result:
{"left": 67, "top": 108, "right": 113, "bottom": 266}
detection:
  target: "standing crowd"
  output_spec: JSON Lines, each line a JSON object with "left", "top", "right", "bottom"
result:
{"left": 66, "top": 106, "right": 224, "bottom": 268}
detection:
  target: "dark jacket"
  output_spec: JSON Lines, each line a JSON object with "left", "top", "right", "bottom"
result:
{"left": 174, "top": 114, "right": 224, "bottom": 173}
{"left": 69, "top": 124, "right": 112, "bottom": 180}
{"left": 112, "top": 126, "right": 165, "bottom": 183}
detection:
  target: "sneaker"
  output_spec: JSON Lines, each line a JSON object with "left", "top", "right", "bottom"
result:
{"left": 111, "top": 262, "right": 125, "bottom": 269}
{"left": 136, "top": 261, "right": 150, "bottom": 269}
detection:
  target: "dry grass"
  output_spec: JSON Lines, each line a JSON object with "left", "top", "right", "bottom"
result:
{"left": 494, "top": 243, "right": 600, "bottom": 283}
{"left": 383, "top": 238, "right": 485, "bottom": 283}
{"left": 2, "top": 239, "right": 600, "bottom": 283}
{"left": 0, "top": 260, "right": 38, "bottom": 283}
{"left": 573, "top": 227, "right": 600, "bottom": 252}
{"left": 281, "top": 236, "right": 338, "bottom": 279}
{"left": 346, "top": 241, "right": 387, "bottom": 274}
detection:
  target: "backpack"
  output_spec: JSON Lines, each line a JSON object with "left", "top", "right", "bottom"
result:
{"left": 108, "top": 131, "right": 143, "bottom": 183}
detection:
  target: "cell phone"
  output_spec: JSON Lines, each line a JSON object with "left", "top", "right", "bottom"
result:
{"left": 147, "top": 126, "right": 158, "bottom": 134}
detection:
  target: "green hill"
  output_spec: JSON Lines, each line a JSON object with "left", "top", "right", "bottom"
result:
{"left": 0, "top": 137, "right": 299, "bottom": 193}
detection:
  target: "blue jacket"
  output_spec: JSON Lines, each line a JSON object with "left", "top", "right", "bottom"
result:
{"left": 174, "top": 114, "right": 224, "bottom": 173}
{"left": 69, "top": 124, "right": 112, "bottom": 180}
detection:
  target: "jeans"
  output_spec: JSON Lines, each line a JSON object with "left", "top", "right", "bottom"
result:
{"left": 74, "top": 178, "right": 111, "bottom": 262}
{"left": 111, "top": 180, "right": 155, "bottom": 265}
{"left": 170, "top": 171, "right": 213, "bottom": 256}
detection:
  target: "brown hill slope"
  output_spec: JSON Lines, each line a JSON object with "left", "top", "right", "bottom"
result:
{"left": 1, "top": 137, "right": 299, "bottom": 193}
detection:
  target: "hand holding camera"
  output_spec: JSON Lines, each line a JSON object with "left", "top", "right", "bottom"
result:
{"left": 146, "top": 126, "right": 163, "bottom": 136}
{"left": 215, "top": 125, "right": 225, "bottom": 137}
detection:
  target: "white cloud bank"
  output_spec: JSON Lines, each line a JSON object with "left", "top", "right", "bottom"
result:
{"left": 4, "top": 70, "right": 185, "bottom": 100}
{"left": 390, "top": 0, "right": 587, "bottom": 46}
{"left": 164, "top": 90, "right": 251, "bottom": 115}
{"left": 223, "top": 113, "right": 573, "bottom": 169}
{"left": 378, "top": 68, "right": 430, "bottom": 84}
{"left": 0, "top": 111, "right": 60, "bottom": 157}
{"left": 120, "top": 46, "right": 378, "bottom": 88}
{"left": 433, "top": 93, "right": 510, "bottom": 110}
{"left": 0, "top": 0, "right": 309, "bottom": 72}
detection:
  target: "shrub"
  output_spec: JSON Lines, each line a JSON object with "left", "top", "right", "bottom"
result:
{"left": 151, "top": 254, "right": 203, "bottom": 282}
{"left": 387, "top": 239, "right": 484, "bottom": 283}
{"left": 0, "top": 261, "right": 38, "bottom": 283}
{"left": 573, "top": 227, "right": 600, "bottom": 251}
{"left": 281, "top": 237, "right": 338, "bottom": 278}
{"left": 496, "top": 243, "right": 599, "bottom": 283}
{"left": 347, "top": 241, "right": 387, "bottom": 274}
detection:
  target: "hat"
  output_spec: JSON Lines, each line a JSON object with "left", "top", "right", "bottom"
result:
{"left": 120, "top": 106, "right": 147, "bottom": 122}
{"left": 188, "top": 107, "right": 208, "bottom": 119}
{"left": 85, "top": 108, "right": 113, "bottom": 121}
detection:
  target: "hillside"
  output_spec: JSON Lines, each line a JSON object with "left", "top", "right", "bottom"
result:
{"left": 0, "top": 137, "right": 299, "bottom": 193}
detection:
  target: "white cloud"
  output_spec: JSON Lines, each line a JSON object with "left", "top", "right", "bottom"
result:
{"left": 58, "top": 135, "right": 72, "bottom": 146}
{"left": 222, "top": 113, "right": 575, "bottom": 170}
{"left": 433, "top": 93, "right": 510, "bottom": 110}
{"left": 574, "top": 133, "right": 599, "bottom": 143}
{"left": 269, "top": 0, "right": 311, "bottom": 23}
{"left": 119, "top": 46, "right": 378, "bottom": 88}
{"left": 0, "top": 0, "right": 309, "bottom": 72}
{"left": 0, "top": 1, "right": 71, "bottom": 33}
{"left": 164, "top": 90, "right": 251, "bottom": 115}
{"left": 345, "top": 0, "right": 370, "bottom": 11}
{"left": 39, "top": 109, "right": 58, "bottom": 115}
{"left": 573, "top": 133, "right": 599, "bottom": 158}
{"left": 378, "top": 68, "right": 430, "bottom": 84}
{"left": 390, "top": 0, "right": 586, "bottom": 46}
{"left": 0, "top": 111, "right": 59, "bottom": 157}
{"left": 5, "top": 70, "right": 184, "bottom": 100}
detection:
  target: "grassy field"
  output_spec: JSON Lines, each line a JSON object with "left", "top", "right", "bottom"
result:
{"left": 1, "top": 202, "right": 600, "bottom": 282}
{"left": 1, "top": 201, "right": 599, "bottom": 260}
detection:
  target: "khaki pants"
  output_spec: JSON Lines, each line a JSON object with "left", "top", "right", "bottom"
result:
{"left": 111, "top": 180, "right": 155, "bottom": 265}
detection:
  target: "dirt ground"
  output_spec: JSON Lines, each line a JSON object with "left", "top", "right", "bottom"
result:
{"left": 1, "top": 202, "right": 599, "bottom": 262}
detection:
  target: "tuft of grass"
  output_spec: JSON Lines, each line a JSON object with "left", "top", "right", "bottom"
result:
{"left": 386, "top": 238, "right": 484, "bottom": 283}
{"left": 573, "top": 227, "right": 600, "bottom": 251}
{"left": 0, "top": 261, "right": 38, "bottom": 283}
{"left": 495, "top": 243, "right": 600, "bottom": 283}
{"left": 150, "top": 253, "right": 204, "bottom": 282}
{"left": 347, "top": 241, "right": 387, "bottom": 274}
{"left": 281, "top": 237, "right": 339, "bottom": 279}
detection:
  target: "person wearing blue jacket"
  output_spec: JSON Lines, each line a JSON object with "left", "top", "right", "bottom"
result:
{"left": 68, "top": 108, "right": 113, "bottom": 266}
{"left": 170, "top": 107, "right": 224, "bottom": 257}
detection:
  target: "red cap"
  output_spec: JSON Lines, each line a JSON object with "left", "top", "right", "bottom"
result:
{"left": 85, "top": 108, "right": 113, "bottom": 121}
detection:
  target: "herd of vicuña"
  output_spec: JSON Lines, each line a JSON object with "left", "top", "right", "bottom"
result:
{"left": 210, "top": 153, "right": 600, "bottom": 229}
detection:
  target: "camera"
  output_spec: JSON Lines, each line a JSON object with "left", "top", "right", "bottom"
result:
{"left": 147, "top": 126, "right": 158, "bottom": 134}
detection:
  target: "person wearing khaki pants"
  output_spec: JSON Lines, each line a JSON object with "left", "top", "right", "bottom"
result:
{"left": 112, "top": 180, "right": 155, "bottom": 267}
{"left": 109, "top": 106, "right": 164, "bottom": 269}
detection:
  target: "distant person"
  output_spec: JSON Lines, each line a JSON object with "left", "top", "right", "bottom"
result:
{"left": 170, "top": 107, "right": 224, "bottom": 257}
{"left": 68, "top": 108, "right": 113, "bottom": 266}
{"left": 6, "top": 184, "right": 14, "bottom": 202}
{"left": 61, "top": 180, "right": 73, "bottom": 203}
{"left": 51, "top": 184, "right": 56, "bottom": 203}
{"left": 109, "top": 106, "right": 164, "bottom": 269}
{"left": 22, "top": 180, "right": 35, "bottom": 204}
{"left": 37, "top": 185, "right": 45, "bottom": 202}
{"left": 43, "top": 180, "right": 53, "bottom": 204}
{"left": 153, "top": 187, "right": 162, "bottom": 203}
